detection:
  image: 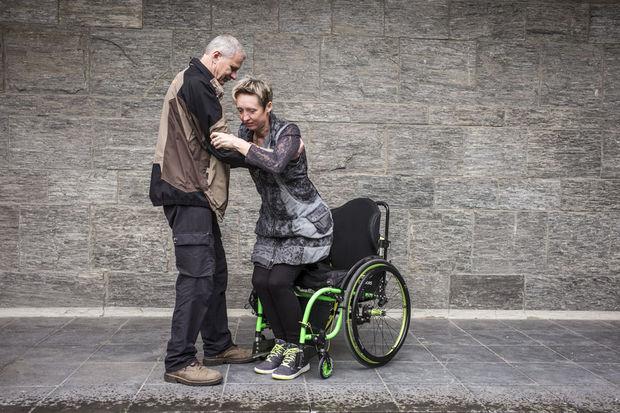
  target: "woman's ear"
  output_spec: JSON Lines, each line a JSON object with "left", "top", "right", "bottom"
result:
{"left": 266, "top": 101, "right": 273, "bottom": 113}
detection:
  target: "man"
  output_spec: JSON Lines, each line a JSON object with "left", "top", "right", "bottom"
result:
{"left": 149, "top": 35, "right": 253, "bottom": 386}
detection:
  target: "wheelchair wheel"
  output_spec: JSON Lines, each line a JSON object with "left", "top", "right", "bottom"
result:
{"left": 344, "top": 259, "right": 410, "bottom": 367}
{"left": 318, "top": 353, "right": 333, "bottom": 379}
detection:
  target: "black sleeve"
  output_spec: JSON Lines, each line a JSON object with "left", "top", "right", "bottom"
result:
{"left": 245, "top": 124, "right": 301, "bottom": 174}
{"left": 183, "top": 77, "right": 248, "bottom": 168}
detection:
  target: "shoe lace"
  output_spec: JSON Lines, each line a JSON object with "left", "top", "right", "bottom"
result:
{"left": 280, "top": 347, "right": 299, "bottom": 368}
{"left": 266, "top": 342, "right": 285, "bottom": 362}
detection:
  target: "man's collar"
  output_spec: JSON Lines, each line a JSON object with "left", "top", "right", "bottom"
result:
{"left": 189, "top": 57, "right": 224, "bottom": 100}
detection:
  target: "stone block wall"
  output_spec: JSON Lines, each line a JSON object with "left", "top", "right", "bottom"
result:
{"left": 0, "top": 0, "right": 618, "bottom": 311}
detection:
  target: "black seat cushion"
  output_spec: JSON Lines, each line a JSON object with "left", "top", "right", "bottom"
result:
{"left": 297, "top": 198, "right": 381, "bottom": 289}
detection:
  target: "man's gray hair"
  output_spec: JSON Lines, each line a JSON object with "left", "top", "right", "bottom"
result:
{"left": 205, "top": 35, "right": 246, "bottom": 58}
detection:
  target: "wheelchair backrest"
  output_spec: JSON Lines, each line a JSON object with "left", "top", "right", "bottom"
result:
{"left": 329, "top": 198, "right": 381, "bottom": 270}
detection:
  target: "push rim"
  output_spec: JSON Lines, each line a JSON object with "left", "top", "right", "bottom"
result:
{"left": 345, "top": 262, "right": 410, "bottom": 366}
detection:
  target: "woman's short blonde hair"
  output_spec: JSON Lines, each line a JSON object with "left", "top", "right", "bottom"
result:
{"left": 232, "top": 77, "right": 273, "bottom": 108}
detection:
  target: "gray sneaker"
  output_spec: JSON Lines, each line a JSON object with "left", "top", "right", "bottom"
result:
{"left": 254, "top": 339, "right": 287, "bottom": 374}
{"left": 271, "top": 344, "right": 309, "bottom": 380}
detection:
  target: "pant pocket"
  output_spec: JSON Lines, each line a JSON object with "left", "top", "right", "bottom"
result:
{"left": 173, "top": 232, "right": 216, "bottom": 277}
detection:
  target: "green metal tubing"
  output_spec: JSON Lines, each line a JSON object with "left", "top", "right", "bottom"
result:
{"left": 325, "top": 306, "right": 343, "bottom": 340}
{"left": 255, "top": 299, "right": 267, "bottom": 332}
{"left": 299, "top": 287, "right": 342, "bottom": 344}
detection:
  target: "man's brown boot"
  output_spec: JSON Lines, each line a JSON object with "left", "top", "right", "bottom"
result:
{"left": 203, "top": 344, "right": 254, "bottom": 366}
{"left": 164, "top": 360, "right": 223, "bottom": 386}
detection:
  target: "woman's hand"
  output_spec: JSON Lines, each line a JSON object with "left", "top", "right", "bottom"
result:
{"left": 211, "top": 132, "right": 252, "bottom": 155}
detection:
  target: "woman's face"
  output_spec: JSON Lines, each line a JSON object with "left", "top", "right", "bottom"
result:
{"left": 235, "top": 93, "right": 271, "bottom": 131}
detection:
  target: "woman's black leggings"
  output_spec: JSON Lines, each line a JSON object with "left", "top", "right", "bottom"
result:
{"left": 252, "top": 264, "right": 304, "bottom": 344}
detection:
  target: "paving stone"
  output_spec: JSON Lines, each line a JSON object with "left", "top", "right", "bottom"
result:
{"left": 306, "top": 360, "right": 381, "bottom": 384}
{"left": 577, "top": 330, "right": 620, "bottom": 348}
{"left": 525, "top": 1, "right": 589, "bottom": 42}
{"left": 379, "top": 361, "right": 456, "bottom": 384}
{"left": 576, "top": 363, "right": 620, "bottom": 386}
{"left": 222, "top": 382, "right": 309, "bottom": 412}
{"left": 466, "top": 385, "right": 561, "bottom": 413}
{"left": 545, "top": 384, "right": 620, "bottom": 413}
{"left": 255, "top": 34, "right": 321, "bottom": 101}
{"left": 527, "top": 130, "right": 602, "bottom": 178}
{"left": 447, "top": 362, "right": 535, "bottom": 385}
{"left": 541, "top": 43, "right": 603, "bottom": 107}
{"left": 590, "top": 3, "right": 620, "bottom": 44}
{"left": 0, "top": 0, "right": 57, "bottom": 24}
{"left": 450, "top": 274, "right": 524, "bottom": 310}
{"left": 467, "top": 330, "right": 539, "bottom": 347}
{"left": 59, "top": 0, "right": 142, "bottom": 28}
{"left": 320, "top": 36, "right": 399, "bottom": 102}
{"left": 278, "top": 0, "right": 331, "bottom": 34}
{"left": 521, "top": 330, "right": 598, "bottom": 347}
{"left": 392, "top": 344, "right": 437, "bottom": 363}
{"left": 400, "top": 38, "right": 477, "bottom": 105}
{"left": 388, "top": 384, "right": 484, "bottom": 413}
{"left": 385, "top": 0, "right": 449, "bottom": 38}
{"left": 212, "top": 0, "right": 278, "bottom": 34}
{"left": 513, "top": 362, "right": 609, "bottom": 385}
{"left": 488, "top": 345, "right": 567, "bottom": 363}
{"left": 333, "top": 0, "right": 383, "bottom": 36}
{"left": 90, "top": 343, "right": 164, "bottom": 363}
{"left": 426, "top": 344, "right": 504, "bottom": 363}
{"left": 449, "top": 1, "right": 525, "bottom": 41}
{"left": 307, "top": 383, "right": 398, "bottom": 412}
{"left": 0, "top": 386, "right": 54, "bottom": 412}
{"left": 19, "top": 344, "right": 99, "bottom": 365}
{"left": 90, "top": 29, "right": 173, "bottom": 96}
{"left": 129, "top": 383, "right": 222, "bottom": 412}
{"left": 548, "top": 345, "right": 620, "bottom": 364}
{"left": 4, "top": 29, "right": 87, "bottom": 94}
{"left": 143, "top": 0, "right": 211, "bottom": 29}
{"left": 0, "top": 361, "right": 81, "bottom": 387}
{"left": 553, "top": 320, "right": 614, "bottom": 332}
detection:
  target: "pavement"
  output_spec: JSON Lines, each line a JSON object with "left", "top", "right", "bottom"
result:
{"left": 0, "top": 316, "right": 618, "bottom": 412}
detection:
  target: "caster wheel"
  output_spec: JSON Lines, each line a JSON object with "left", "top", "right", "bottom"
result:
{"left": 318, "top": 353, "right": 334, "bottom": 379}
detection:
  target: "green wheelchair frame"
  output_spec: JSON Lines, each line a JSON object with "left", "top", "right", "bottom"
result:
{"left": 251, "top": 201, "right": 411, "bottom": 379}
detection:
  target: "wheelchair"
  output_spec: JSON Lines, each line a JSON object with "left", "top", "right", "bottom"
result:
{"left": 249, "top": 198, "right": 411, "bottom": 378}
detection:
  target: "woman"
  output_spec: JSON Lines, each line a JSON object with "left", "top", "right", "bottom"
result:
{"left": 211, "top": 77, "right": 333, "bottom": 380}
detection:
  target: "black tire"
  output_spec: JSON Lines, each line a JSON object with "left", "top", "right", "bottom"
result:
{"left": 318, "top": 353, "right": 334, "bottom": 379}
{"left": 344, "top": 259, "right": 411, "bottom": 367}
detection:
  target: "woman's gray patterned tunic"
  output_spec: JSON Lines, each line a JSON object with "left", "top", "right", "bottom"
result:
{"left": 241, "top": 113, "right": 333, "bottom": 269}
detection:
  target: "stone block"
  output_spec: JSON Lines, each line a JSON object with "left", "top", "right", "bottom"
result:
{"left": 589, "top": 4, "right": 620, "bottom": 44}
{"left": 400, "top": 38, "right": 477, "bottom": 105}
{"left": 228, "top": 169, "right": 261, "bottom": 210}
{"left": 320, "top": 36, "right": 399, "bottom": 102}
{"left": 525, "top": 1, "right": 588, "bottom": 41}
{"left": 333, "top": 0, "right": 383, "bottom": 35}
{"left": 0, "top": 33, "right": 4, "bottom": 93}
{"left": 386, "top": 126, "right": 464, "bottom": 176}
{"left": 143, "top": 0, "right": 211, "bottom": 29}
{"left": 429, "top": 106, "right": 505, "bottom": 126}
{"left": 449, "top": 1, "right": 525, "bottom": 40}
{"left": 0, "top": 171, "right": 50, "bottom": 204}
{"left": 9, "top": 117, "right": 92, "bottom": 170}
{"left": 497, "top": 179, "right": 561, "bottom": 210}
{"left": 505, "top": 107, "right": 619, "bottom": 130}
{"left": 106, "top": 271, "right": 175, "bottom": 308}
{"left": 118, "top": 170, "right": 152, "bottom": 206}
{"left": 90, "top": 29, "right": 173, "bottom": 96}
{"left": 527, "top": 130, "right": 602, "bottom": 178}
{"left": 604, "top": 45, "right": 620, "bottom": 106}
{"left": 463, "top": 128, "right": 527, "bottom": 177}
{"left": 450, "top": 274, "right": 523, "bottom": 310}
{"left": 541, "top": 43, "right": 603, "bottom": 107}
{"left": 91, "top": 206, "right": 169, "bottom": 273}
{"left": 254, "top": 34, "right": 320, "bottom": 101}
{"left": 0, "top": 94, "right": 93, "bottom": 118}
{"left": 5, "top": 29, "right": 87, "bottom": 94}
{"left": 383, "top": 208, "right": 409, "bottom": 271}
{"left": 547, "top": 212, "right": 617, "bottom": 276}
{"left": 305, "top": 122, "right": 385, "bottom": 174}
{"left": 408, "top": 273, "right": 450, "bottom": 309}
{"left": 513, "top": 212, "right": 547, "bottom": 274}
{"left": 0, "top": 0, "right": 57, "bottom": 24}
{"left": 0, "top": 206, "right": 19, "bottom": 272}
{"left": 92, "top": 118, "right": 158, "bottom": 170}
{"left": 476, "top": 41, "right": 539, "bottom": 106}
{"left": 385, "top": 0, "right": 449, "bottom": 38}
{"left": 0, "top": 270, "right": 104, "bottom": 307}
{"left": 279, "top": 0, "right": 331, "bottom": 34}
{"left": 472, "top": 211, "right": 516, "bottom": 274}
{"left": 48, "top": 170, "right": 118, "bottom": 205}
{"left": 0, "top": 116, "right": 7, "bottom": 168}
{"left": 59, "top": 0, "right": 142, "bottom": 28}
{"left": 602, "top": 132, "right": 620, "bottom": 179}
{"left": 278, "top": 101, "right": 427, "bottom": 124}
{"left": 525, "top": 274, "right": 620, "bottom": 311}
{"left": 212, "top": 0, "right": 278, "bottom": 34}
{"left": 434, "top": 178, "right": 498, "bottom": 209}
{"left": 19, "top": 206, "right": 90, "bottom": 272}
{"left": 409, "top": 210, "right": 473, "bottom": 275}
{"left": 561, "top": 179, "right": 620, "bottom": 211}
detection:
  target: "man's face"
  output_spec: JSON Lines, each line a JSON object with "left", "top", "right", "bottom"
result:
{"left": 213, "top": 51, "right": 245, "bottom": 85}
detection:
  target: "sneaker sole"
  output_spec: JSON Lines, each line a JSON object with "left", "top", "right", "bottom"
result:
{"left": 254, "top": 366, "right": 278, "bottom": 374}
{"left": 163, "top": 373, "right": 223, "bottom": 386}
{"left": 271, "top": 363, "right": 310, "bottom": 380}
